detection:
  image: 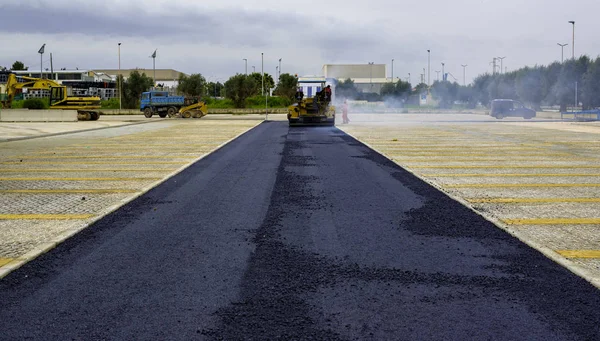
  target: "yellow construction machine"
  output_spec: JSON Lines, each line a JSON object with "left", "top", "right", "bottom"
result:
{"left": 287, "top": 79, "right": 335, "bottom": 127}
{"left": 1, "top": 73, "right": 102, "bottom": 121}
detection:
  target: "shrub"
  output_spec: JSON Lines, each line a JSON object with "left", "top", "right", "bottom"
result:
{"left": 101, "top": 98, "right": 120, "bottom": 109}
{"left": 22, "top": 98, "right": 48, "bottom": 109}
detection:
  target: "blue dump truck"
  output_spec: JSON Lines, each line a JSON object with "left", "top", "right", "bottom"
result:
{"left": 140, "top": 91, "right": 208, "bottom": 118}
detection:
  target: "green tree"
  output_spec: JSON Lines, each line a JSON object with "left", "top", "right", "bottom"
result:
{"left": 581, "top": 57, "right": 600, "bottom": 109}
{"left": 224, "top": 74, "right": 257, "bottom": 108}
{"left": 273, "top": 73, "right": 298, "bottom": 103}
{"left": 380, "top": 83, "right": 396, "bottom": 97}
{"left": 206, "top": 81, "right": 224, "bottom": 98}
{"left": 413, "top": 83, "right": 429, "bottom": 95}
{"left": 11, "top": 61, "right": 27, "bottom": 70}
{"left": 431, "top": 80, "right": 459, "bottom": 108}
{"left": 248, "top": 72, "right": 275, "bottom": 95}
{"left": 177, "top": 73, "right": 206, "bottom": 97}
{"left": 515, "top": 66, "right": 546, "bottom": 109}
{"left": 335, "top": 78, "right": 359, "bottom": 100}
{"left": 118, "top": 71, "right": 155, "bottom": 109}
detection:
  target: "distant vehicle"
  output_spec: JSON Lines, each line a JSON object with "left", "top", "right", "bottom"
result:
{"left": 140, "top": 91, "right": 207, "bottom": 118}
{"left": 490, "top": 99, "right": 536, "bottom": 119}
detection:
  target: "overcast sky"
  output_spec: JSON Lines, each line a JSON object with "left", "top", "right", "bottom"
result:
{"left": 0, "top": 0, "right": 597, "bottom": 84}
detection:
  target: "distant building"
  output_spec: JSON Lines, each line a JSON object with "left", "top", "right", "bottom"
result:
{"left": 321, "top": 64, "right": 401, "bottom": 95}
{"left": 0, "top": 68, "right": 188, "bottom": 100}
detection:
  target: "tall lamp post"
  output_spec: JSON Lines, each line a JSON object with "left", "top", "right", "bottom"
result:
{"left": 408, "top": 73, "right": 411, "bottom": 84}
{"left": 435, "top": 70, "right": 440, "bottom": 81}
{"left": 569, "top": 21, "right": 575, "bottom": 59}
{"left": 368, "top": 62, "right": 374, "bottom": 90}
{"left": 441, "top": 63, "right": 445, "bottom": 81}
{"left": 497, "top": 57, "right": 506, "bottom": 74}
{"left": 391, "top": 58, "right": 394, "bottom": 83}
{"left": 278, "top": 58, "right": 282, "bottom": 77}
{"left": 427, "top": 49, "right": 430, "bottom": 86}
{"left": 557, "top": 43, "right": 568, "bottom": 63}
{"left": 118, "top": 43, "right": 122, "bottom": 111}
{"left": 276, "top": 66, "right": 278, "bottom": 85}
{"left": 243, "top": 58, "right": 247, "bottom": 75}
{"left": 38, "top": 44, "right": 45, "bottom": 79}
{"left": 261, "top": 52, "right": 264, "bottom": 96}
{"left": 252, "top": 66, "right": 255, "bottom": 73}
{"left": 151, "top": 49, "right": 157, "bottom": 86}
{"left": 461, "top": 64, "right": 468, "bottom": 86}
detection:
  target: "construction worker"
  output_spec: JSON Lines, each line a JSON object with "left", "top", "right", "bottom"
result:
{"left": 324, "top": 85, "right": 332, "bottom": 102}
{"left": 295, "top": 87, "right": 304, "bottom": 102}
{"left": 342, "top": 99, "right": 350, "bottom": 124}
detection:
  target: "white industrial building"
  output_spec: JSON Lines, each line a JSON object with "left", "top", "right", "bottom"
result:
{"left": 321, "top": 64, "right": 401, "bottom": 94}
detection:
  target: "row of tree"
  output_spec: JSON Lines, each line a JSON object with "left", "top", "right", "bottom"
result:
{"left": 367, "top": 55, "right": 599, "bottom": 111}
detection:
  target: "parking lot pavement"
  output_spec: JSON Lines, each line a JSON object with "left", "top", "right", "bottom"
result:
{"left": 338, "top": 113, "right": 600, "bottom": 288}
{"left": 0, "top": 116, "right": 262, "bottom": 278}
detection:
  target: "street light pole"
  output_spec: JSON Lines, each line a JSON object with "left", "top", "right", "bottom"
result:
{"left": 408, "top": 73, "right": 411, "bottom": 84}
{"left": 38, "top": 43, "right": 45, "bottom": 79}
{"left": 569, "top": 21, "right": 575, "bottom": 59}
{"left": 368, "top": 62, "right": 374, "bottom": 90}
{"left": 118, "top": 42, "right": 121, "bottom": 111}
{"left": 391, "top": 58, "right": 394, "bottom": 83}
{"left": 441, "top": 63, "right": 445, "bottom": 81}
{"left": 278, "top": 58, "right": 282, "bottom": 77}
{"left": 261, "top": 53, "right": 264, "bottom": 96}
{"left": 243, "top": 58, "right": 247, "bottom": 75}
{"left": 557, "top": 43, "right": 568, "bottom": 63}
{"left": 427, "top": 50, "right": 430, "bottom": 86}
{"left": 276, "top": 66, "right": 278, "bottom": 84}
{"left": 461, "top": 64, "right": 468, "bottom": 86}
{"left": 435, "top": 70, "right": 440, "bottom": 81}
{"left": 252, "top": 66, "right": 255, "bottom": 73}
{"left": 497, "top": 57, "right": 506, "bottom": 74}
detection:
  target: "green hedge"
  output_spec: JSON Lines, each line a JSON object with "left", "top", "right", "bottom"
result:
{"left": 22, "top": 98, "right": 49, "bottom": 109}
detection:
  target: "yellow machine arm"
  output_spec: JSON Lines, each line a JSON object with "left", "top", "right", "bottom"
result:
{"left": 2, "top": 74, "right": 65, "bottom": 109}
{"left": 1, "top": 73, "right": 102, "bottom": 120}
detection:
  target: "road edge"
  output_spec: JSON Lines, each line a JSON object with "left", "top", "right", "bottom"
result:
{"left": 339, "top": 128, "right": 600, "bottom": 291}
{"left": 0, "top": 120, "right": 265, "bottom": 280}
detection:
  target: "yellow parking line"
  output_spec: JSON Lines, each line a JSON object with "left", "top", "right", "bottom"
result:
{"left": 411, "top": 165, "right": 600, "bottom": 169}
{"left": 502, "top": 218, "right": 600, "bottom": 225}
{"left": 445, "top": 184, "right": 600, "bottom": 188}
{"left": 0, "top": 258, "right": 14, "bottom": 267}
{"left": 556, "top": 250, "right": 600, "bottom": 259}
{"left": 0, "top": 189, "right": 140, "bottom": 194}
{"left": 467, "top": 198, "right": 600, "bottom": 203}
{"left": 381, "top": 153, "right": 570, "bottom": 156}
{"left": 14, "top": 156, "right": 195, "bottom": 160}
{"left": 0, "top": 177, "right": 162, "bottom": 181}
{"left": 428, "top": 174, "right": 600, "bottom": 177}
{"left": 0, "top": 169, "right": 175, "bottom": 173}
{"left": 0, "top": 161, "right": 186, "bottom": 165}
{"left": 0, "top": 214, "right": 96, "bottom": 220}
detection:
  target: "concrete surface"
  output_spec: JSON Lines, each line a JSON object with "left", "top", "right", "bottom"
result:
{"left": 0, "top": 109, "right": 78, "bottom": 122}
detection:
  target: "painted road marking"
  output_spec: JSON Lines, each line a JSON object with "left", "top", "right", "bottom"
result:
{"left": 0, "top": 161, "right": 187, "bottom": 165}
{"left": 0, "top": 214, "right": 96, "bottom": 220}
{"left": 445, "top": 184, "right": 600, "bottom": 188}
{"left": 0, "top": 169, "right": 176, "bottom": 173}
{"left": 411, "top": 165, "right": 600, "bottom": 169}
{"left": 503, "top": 218, "right": 600, "bottom": 225}
{"left": 0, "top": 189, "right": 140, "bottom": 194}
{"left": 12, "top": 156, "right": 196, "bottom": 160}
{"left": 428, "top": 173, "right": 600, "bottom": 177}
{"left": 0, "top": 258, "right": 14, "bottom": 267}
{"left": 556, "top": 250, "right": 600, "bottom": 259}
{"left": 0, "top": 177, "right": 162, "bottom": 181}
{"left": 468, "top": 198, "right": 600, "bottom": 203}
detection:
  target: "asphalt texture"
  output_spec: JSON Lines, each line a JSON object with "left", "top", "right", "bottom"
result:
{"left": 1, "top": 121, "right": 600, "bottom": 340}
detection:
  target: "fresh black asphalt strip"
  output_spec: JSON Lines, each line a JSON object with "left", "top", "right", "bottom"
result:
{"left": 1, "top": 121, "right": 599, "bottom": 340}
